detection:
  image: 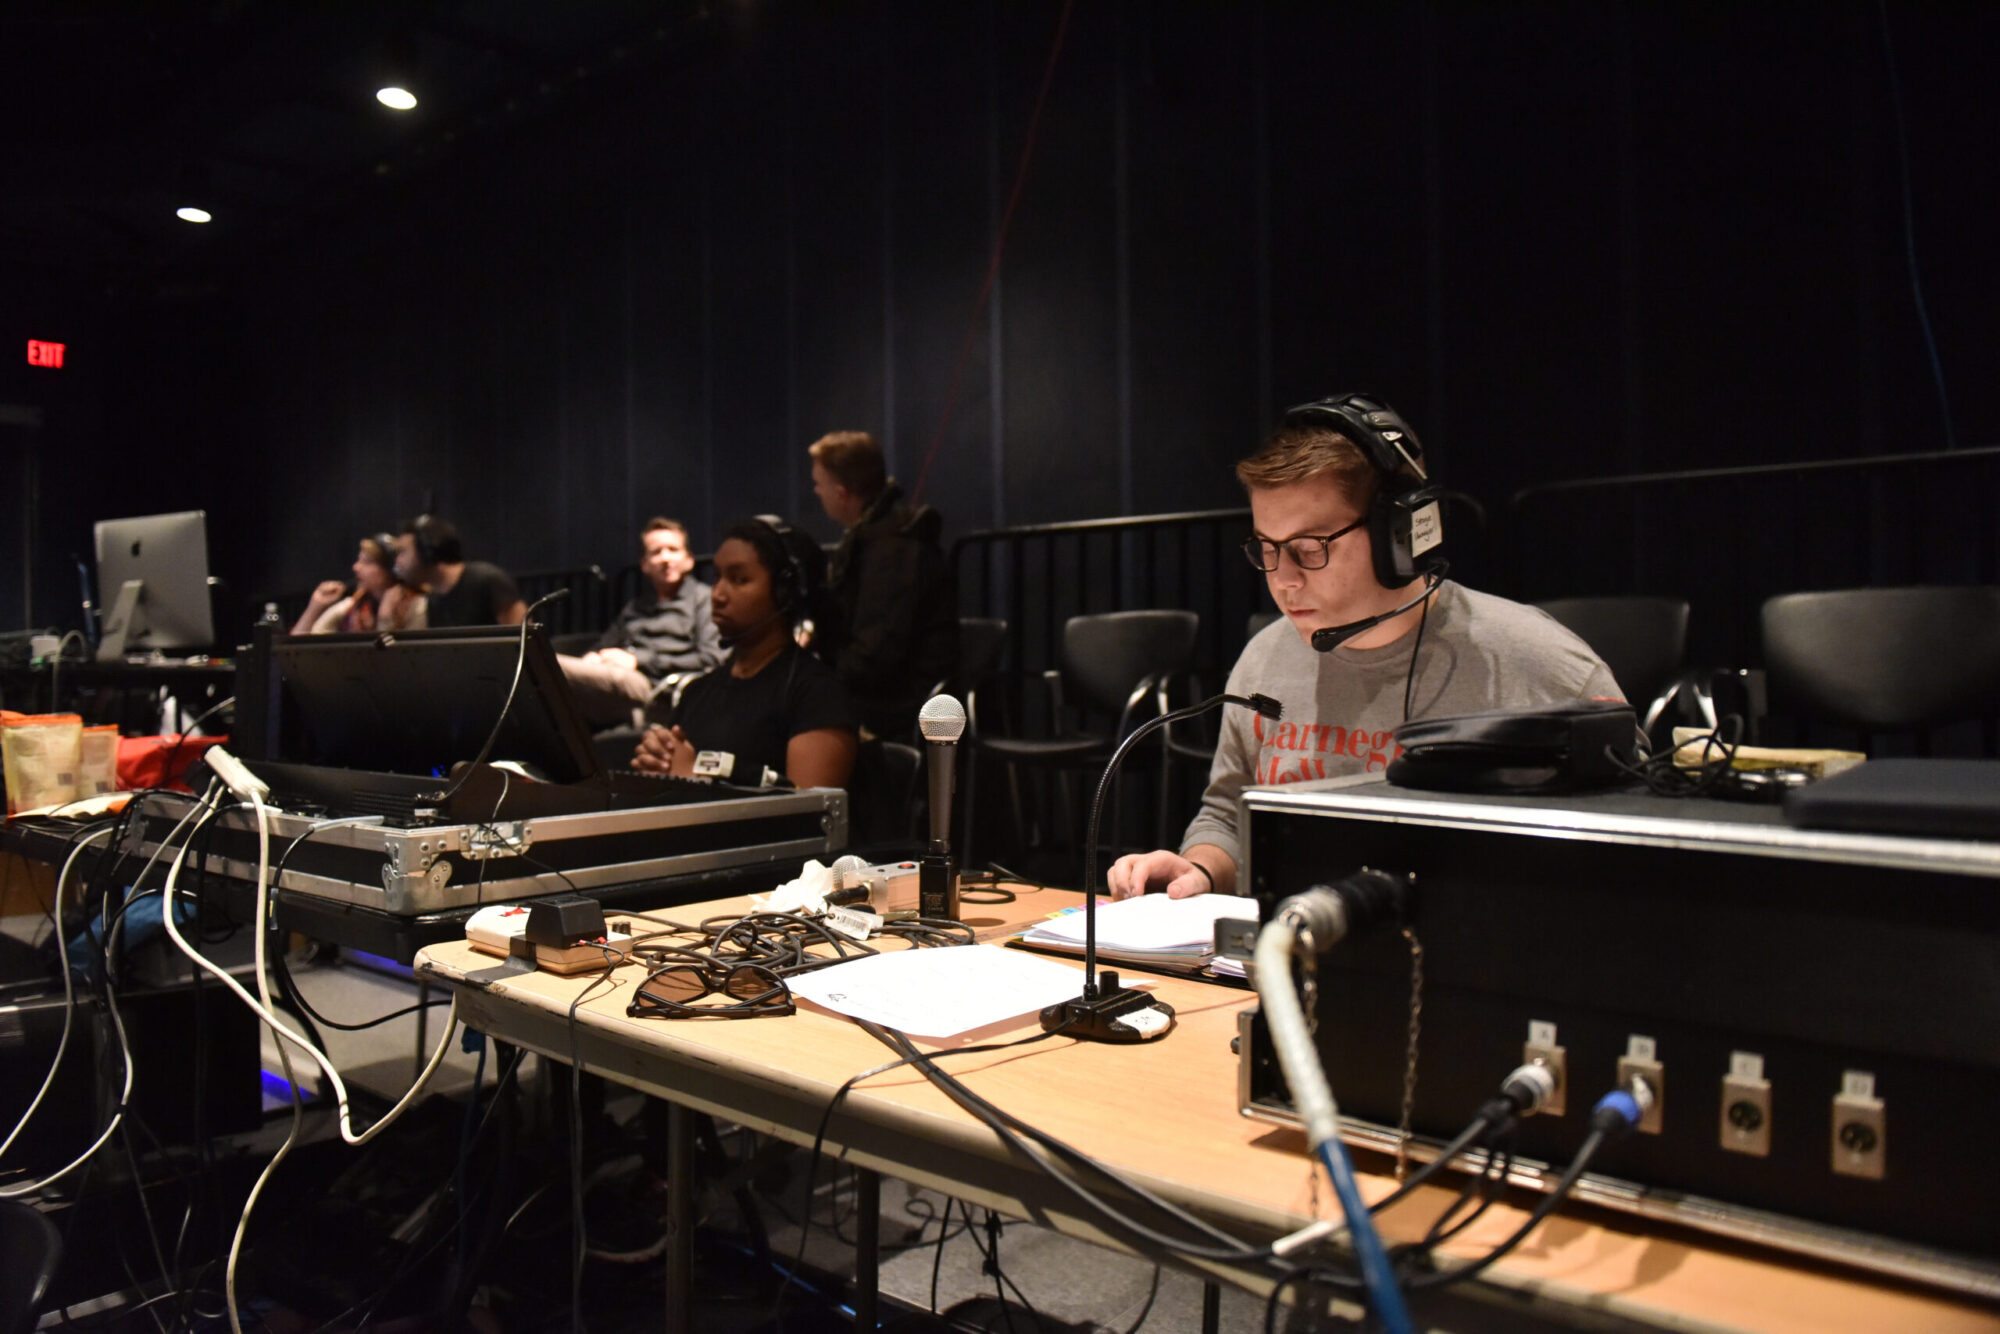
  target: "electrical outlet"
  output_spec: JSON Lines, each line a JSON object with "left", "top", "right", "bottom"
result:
{"left": 1831, "top": 1070, "right": 1885, "bottom": 1181}
{"left": 1720, "top": 1051, "right": 1772, "bottom": 1157}
{"left": 1522, "top": 1019, "right": 1567, "bottom": 1117}
{"left": 1616, "top": 1034, "right": 1665, "bottom": 1134}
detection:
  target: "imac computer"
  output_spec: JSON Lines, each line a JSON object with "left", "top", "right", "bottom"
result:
{"left": 94, "top": 509, "right": 216, "bottom": 661}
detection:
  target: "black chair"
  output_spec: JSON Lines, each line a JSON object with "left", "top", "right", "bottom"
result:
{"left": 953, "top": 617, "right": 1010, "bottom": 698}
{"left": 0, "top": 1200, "right": 61, "bottom": 1334}
{"left": 1164, "top": 610, "right": 1285, "bottom": 778}
{"left": 1533, "top": 595, "right": 1692, "bottom": 733}
{"left": 1761, "top": 586, "right": 2000, "bottom": 747}
{"left": 849, "top": 736, "right": 925, "bottom": 851}
{"left": 964, "top": 610, "right": 1199, "bottom": 863}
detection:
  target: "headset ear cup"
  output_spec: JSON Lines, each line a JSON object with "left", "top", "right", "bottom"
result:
{"left": 1369, "top": 478, "right": 1447, "bottom": 589}
{"left": 1369, "top": 478, "right": 1413, "bottom": 588}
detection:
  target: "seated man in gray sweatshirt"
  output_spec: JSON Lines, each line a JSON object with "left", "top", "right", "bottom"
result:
{"left": 560, "top": 517, "right": 724, "bottom": 728}
{"left": 1107, "top": 394, "right": 1622, "bottom": 900}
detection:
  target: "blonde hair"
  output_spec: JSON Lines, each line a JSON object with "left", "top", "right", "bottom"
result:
{"left": 808, "top": 431, "right": 886, "bottom": 499}
{"left": 1234, "top": 421, "right": 1378, "bottom": 503}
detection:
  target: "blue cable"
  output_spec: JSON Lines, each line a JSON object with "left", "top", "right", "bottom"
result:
{"left": 1314, "top": 1137, "right": 1416, "bottom": 1334}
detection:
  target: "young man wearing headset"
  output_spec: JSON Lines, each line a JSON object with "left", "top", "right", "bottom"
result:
{"left": 392, "top": 515, "right": 527, "bottom": 628}
{"left": 1107, "top": 394, "right": 1622, "bottom": 901}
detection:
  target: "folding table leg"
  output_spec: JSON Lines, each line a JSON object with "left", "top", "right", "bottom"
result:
{"left": 665, "top": 1102, "right": 694, "bottom": 1333}
{"left": 855, "top": 1168, "right": 881, "bottom": 1331}
{"left": 1202, "top": 1280, "right": 1221, "bottom": 1334}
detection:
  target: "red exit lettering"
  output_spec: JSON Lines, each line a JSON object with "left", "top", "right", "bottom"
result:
{"left": 26, "top": 340, "right": 65, "bottom": 369}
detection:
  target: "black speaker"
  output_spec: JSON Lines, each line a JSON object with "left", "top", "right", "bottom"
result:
{"left": 1282, "top": 393, "right": 1447, "bottom": 589}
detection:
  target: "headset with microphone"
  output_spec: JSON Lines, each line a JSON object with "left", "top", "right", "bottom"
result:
{"left": 1271, "top": 394, "right": 1450, "bottom": 653}
{"left": 405, "top": 514, "right": 460, "bottom": 568}
{"left": 717, "top": 515, "right": 816, "bottom": 646}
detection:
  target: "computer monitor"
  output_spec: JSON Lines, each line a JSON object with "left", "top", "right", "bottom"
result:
{"left": 259, "top": 624, "right": 598, "bottom": 784}
{"left": 94, "top": 509, "right": 215, "bottom": 660}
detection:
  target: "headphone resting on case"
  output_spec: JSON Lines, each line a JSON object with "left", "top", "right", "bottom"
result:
{"left": 1281, "top": 393, "right": 1448, "bottom": 590}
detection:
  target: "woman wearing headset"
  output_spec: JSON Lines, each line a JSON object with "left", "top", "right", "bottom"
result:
{"left": 630, "top": 517, "right": 857, "bottom": 790}
{"left": 292, "top": 533, "right": 428, "bottom": 634}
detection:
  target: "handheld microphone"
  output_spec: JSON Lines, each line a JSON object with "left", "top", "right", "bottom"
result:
{"left": 917, "top": 694, "right": 966, "bottom": 920}
{"left": 1310, "top": 573, "right": 1442, "bottom": 653}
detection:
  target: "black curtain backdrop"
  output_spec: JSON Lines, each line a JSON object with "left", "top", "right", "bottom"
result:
{"left": 6, "top": 1, "right": 1997, "bottom": 645}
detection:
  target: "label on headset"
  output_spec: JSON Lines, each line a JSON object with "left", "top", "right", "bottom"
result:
{"left": 1409, "top": 501, "right": 1443, "bottom": 556}
{"left": 692, "top": 749, "right": 736, "bottom": 779}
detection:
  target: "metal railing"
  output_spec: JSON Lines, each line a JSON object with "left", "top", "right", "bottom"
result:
{"left": 950, "top": 508, "right": 1264, "bottom": 689}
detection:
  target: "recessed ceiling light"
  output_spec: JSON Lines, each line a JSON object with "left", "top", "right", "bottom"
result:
{"left": 377, "top": 86, "right": 418, "bottom": 111}
{"left": 176, "top": 206, "right": 212, "bottom": 224}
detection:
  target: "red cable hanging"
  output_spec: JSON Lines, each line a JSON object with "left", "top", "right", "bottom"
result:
{"left": 910, "top": 0, "right": 1076, "bottom": 506}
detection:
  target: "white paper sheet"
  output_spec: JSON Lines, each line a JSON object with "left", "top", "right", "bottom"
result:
{"left": 1021, "top": 892, "right": 1258, "bottom": 951}
{"left": 785, "top": 944, "right": 1087, "bottom": 1038}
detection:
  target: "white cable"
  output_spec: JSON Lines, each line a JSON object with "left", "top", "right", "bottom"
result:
{"left": 0, "top": 956, "right": 141, "bottom": 1208}
{"left": 0, "top": 796, "right": 224, "bottom": 1198}
{"left": 1253, "top": 917, "right": 1341, "bottom": 1148}
{"left": 0, "top": 824, "right": 115, "bottom": 1166}
{"left": 224, "top": 786, "right": 303, "bottom": 1334}
{"left": 158, "top": 786, "right": 461, "bottom": 1148}
{"left": 155, "top": 780, "right": 462, "bottom": 1332}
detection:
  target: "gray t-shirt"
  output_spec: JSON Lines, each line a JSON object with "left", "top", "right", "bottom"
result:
{"left": 1182, "top": 581, "right": 1623, "bottom": 871}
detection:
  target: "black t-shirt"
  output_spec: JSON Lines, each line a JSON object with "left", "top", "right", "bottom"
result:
{"left": 666, "top": 648, "right": 855, "bottom": 786}
{"left": 426, "top": 561, "right": 521, "bottom": 627}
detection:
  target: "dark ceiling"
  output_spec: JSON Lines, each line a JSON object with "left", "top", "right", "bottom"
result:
{"left": 2, "top": 2, "right": 723, "bottom": 282}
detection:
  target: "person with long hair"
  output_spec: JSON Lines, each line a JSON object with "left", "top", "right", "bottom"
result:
{"left": 630, "top": 516, "right": 856, "bottom": 790}
{"left": 292, "top": 533, "right": 428, "bottom": 634}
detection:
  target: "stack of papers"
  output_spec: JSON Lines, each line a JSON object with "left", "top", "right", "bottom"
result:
{"left": 1019, "top": 893, "right": 1259, "bottom": 969}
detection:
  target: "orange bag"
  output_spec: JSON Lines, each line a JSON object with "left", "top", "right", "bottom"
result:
{"left": 3, "top": 713, "right": 83, "bottom": 814}
{"left": 116, "top": 734, "right": 228, "bottom": 793}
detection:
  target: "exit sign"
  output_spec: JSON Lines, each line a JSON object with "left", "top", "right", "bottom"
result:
{"left": 26, "top": 339, "right": 65, "bottom": 368}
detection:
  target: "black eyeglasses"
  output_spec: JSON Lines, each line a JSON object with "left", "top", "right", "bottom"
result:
{"left": 626, "top": 959, "right": 794, "bottom": 1019}
{"left": 1241, "top": 515, "right": 1368, "bottom": 572}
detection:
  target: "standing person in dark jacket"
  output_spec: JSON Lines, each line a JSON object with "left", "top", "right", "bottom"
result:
{"left": 559, "top": 517, "right": 724, "bottom": 727}
{"left": 808, "top": 431, "right": 958, "bottom": 738}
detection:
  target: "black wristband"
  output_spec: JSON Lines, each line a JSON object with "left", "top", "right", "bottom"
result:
{"left": 1187, "top": 860, "right": 1215, "bottom": 893}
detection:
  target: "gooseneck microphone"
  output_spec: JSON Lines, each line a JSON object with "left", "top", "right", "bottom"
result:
{"left": 429, "top": 587, "right": 572, "bottom": 808}
{"left": 917, "top": 694, "right": 966, "bottom": 920}
{"left": 1310, "top": 571, "right": 1443, "bottom": 654}
{"left": 1040, "top": 689, "right": 1284, "bottom": 1043}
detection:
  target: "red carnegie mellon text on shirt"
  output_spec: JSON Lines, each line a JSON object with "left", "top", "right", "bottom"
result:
{"left": 1252, "top": 712, "right": 1402, "bottom": 783}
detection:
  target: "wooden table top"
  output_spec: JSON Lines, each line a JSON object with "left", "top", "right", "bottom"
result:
{"left": 416, "top": 887, "right": 2000, "bottom": 1334}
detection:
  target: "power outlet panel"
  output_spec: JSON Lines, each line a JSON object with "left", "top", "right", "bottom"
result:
{"left": 1720, "top": 1051, "right": 1772, "bottom": 1157}
{"left": 1522, "top": 1019, "right": 1567, "bottom": 1117}
{"left": 1616, "top": 1034, "right": 1665, "bottom": 1135}
{"left": 1832, "top": 1070, "right": 1885, "bottom": 1181}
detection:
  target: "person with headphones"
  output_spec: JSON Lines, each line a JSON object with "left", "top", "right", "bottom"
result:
{"left": 392, "top": 515, "right": 527, "bottom": 627}
{"left": 292, "top": 532, "right": 428, "bottom": 634}
{"left": 1107, "top": 394, "right": 1621, "bottom": 900}
{"left": 629, "top": 516, "right": 858, "bottom": 790}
